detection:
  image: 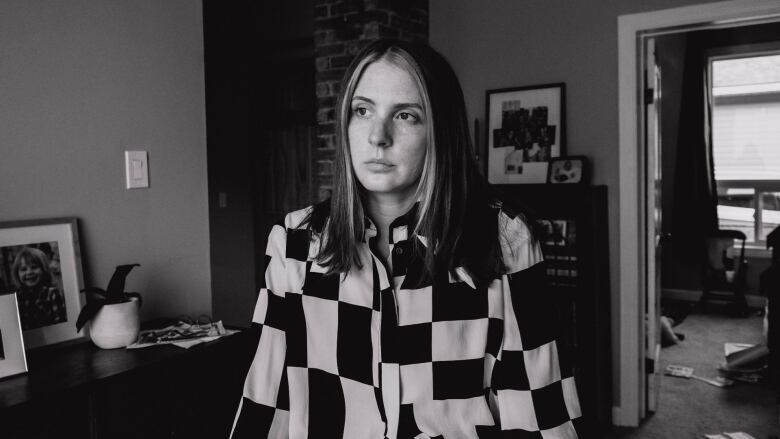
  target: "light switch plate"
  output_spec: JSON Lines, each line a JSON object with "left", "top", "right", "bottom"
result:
{"left": 125, "top": 150, "right": 149, "bottom": 189}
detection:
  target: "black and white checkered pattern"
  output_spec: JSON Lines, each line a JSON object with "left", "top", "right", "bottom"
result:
{"left": 231, "top": 205, "right": 582, "bottom": 438}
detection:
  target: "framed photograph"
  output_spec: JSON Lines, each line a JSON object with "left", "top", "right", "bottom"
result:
{"left": 0, "top": 218, "right": 86, "bottom": 349}
{"left": 548, "top": 156, "right": 588, "bottom": 184}
{"left": 485, "top": 83, "right": 565, "bottom": 184}
{"left": 0, "top": 293, "right": 28, "bottom": 379}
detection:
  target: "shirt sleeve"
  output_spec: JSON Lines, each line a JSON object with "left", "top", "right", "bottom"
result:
{"left": 231, "top": 222, "right": 291, "bottom": 439}
{"left": 489, "top": 213, "right": 583, "bottom": 437}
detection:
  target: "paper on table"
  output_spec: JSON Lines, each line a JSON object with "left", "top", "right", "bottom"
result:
{"left": 127, "top": 320, "right": 237, "bottom": 349}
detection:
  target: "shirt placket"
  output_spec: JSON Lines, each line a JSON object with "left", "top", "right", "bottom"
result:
{"left": 366, "top": 220, "right": 408, "bottom": 439}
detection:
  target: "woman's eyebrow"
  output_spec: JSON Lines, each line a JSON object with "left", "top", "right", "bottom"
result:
{"left": 351, "top": 95, "right": 423, "bottom": 111}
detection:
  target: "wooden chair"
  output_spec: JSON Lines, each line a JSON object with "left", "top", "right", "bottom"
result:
{"left": 700, "top": 229, "right": 749, "bottom": 315}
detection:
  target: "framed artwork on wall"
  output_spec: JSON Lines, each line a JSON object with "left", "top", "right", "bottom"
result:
{"left": 0, "top": 293, "right": 28, "bottom": 379}
{"left": 485, "top": 83, "right": 565, "bottom": 184}
{"left": 0, "top": 218, "right": 86, "bottom": 349}
{"left": 548, "top": 156, "right": 588, "bottom": 184}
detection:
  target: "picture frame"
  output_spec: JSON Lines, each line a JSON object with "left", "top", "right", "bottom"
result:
{"left": 485, "top": 83, "right": 565, "bottom": 184}
{"left": 0, "top": 218, "right": 86, "bottom": 349}
{"left": 0, "top": 293, "right": 28, "bottom": 379}
{"left": 547, "top": 156, "right": 588, "bottom": 184}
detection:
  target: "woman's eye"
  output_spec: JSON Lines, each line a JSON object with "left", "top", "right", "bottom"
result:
{"left": 396, "top": 112, "right": 418, "bottom": 122}
{"left": 353, "top": 106, "right": 369, "bottom": 117}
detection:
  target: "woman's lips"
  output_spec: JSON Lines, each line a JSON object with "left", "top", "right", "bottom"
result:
{"left": 365, "top": 159, "right": 394, "bottom": 172}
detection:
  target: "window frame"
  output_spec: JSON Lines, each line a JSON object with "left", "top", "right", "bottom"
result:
{"left": 708, "top": 44, "right": 780, "bottom": 246}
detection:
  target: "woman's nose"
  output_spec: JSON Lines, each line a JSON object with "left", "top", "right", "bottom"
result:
{"left": 368, "top": 118, "right": 391, "bottom": 148}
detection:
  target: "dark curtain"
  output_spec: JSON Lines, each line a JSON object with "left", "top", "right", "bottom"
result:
{"left": 670, "top": 33, "right": 719, "bottom": 262}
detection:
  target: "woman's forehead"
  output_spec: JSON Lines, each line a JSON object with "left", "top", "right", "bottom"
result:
{"left": 353, "top": 59, "right": 422, "bottom": 104}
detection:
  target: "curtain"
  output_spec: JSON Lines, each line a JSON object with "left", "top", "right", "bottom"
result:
{"left": 670, "top": 32, "right": 720, "bottom": 262}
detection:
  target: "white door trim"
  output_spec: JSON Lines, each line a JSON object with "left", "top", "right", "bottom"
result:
{"left": 616, "top": 0, "right": 780, "bottom": 427}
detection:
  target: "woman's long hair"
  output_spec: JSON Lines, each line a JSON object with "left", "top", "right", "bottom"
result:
{"left": 306, "top": 39, "right": 513, "bottom": 284}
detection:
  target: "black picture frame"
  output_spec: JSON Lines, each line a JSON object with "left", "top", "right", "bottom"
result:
{"left": 547, "top": 156, "right": 588, "bottom": 184}
{"left": 485, "top": 82, "right": 565, "bottom": 184}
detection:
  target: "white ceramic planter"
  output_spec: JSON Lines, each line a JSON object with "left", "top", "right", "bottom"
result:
{"left": 88, "top": 297, "right": 140, "bottom": 349}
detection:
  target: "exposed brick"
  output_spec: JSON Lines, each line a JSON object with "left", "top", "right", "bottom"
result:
{"left": 317, "top": 108, "right": 336, "bottom": 124}
{"left": 329, "top": 54, "right": 354, "bottom": 69}
{"left": 316, "top": 160, "right": 335, "bottom": 176}
{"left": 318, "top": 135, "right": 336, "bottom": 150}
{"left": 362, "top": 22, "right": 401, "bottom": 39}
{"left": 315, "top": 16, "right": 348, "bottom": 30}
{"left": 319, "top": 95, "right": 337, "bottom": 108}
{"left": 316, "top": 82, "right": 331, "bottom": 98}
{"left": 318, "top": 123, "right": 336, "bottom": 136}
{"left": 365, "top": 10, "right": 390, "bottom": 24}
{"left": 314, "top": 4, "right": 330, "bottom": 19}
{"left": 314, "top": 29, "right": 336, "bottom": 46}
{"left": 316, "top": 69, "right": 346, "bottom": 81}
{"left": 346, "top": 39, "right": 372, "bottom": 55}
{"left": 315, "top": 43, "right": 346, "bottom": 57}
{"left": 332, "top": 0, "right": 363, "bottom": 15}
{"left": 315, "top": 57, "right": 330, "bottom": 72}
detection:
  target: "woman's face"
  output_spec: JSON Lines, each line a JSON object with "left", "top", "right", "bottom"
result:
{"left": 348, "top": 59, "right": 427, "bottom": 201}
{"left": 18, "top": 259, "right": 43, "bottom": 288}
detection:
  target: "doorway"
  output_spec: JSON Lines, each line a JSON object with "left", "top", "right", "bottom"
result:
{"left": 627, "top": 23, "right": 780, "bottom": 438}
{"left": 616, "top": 0, "right": 780, "bottom": 429}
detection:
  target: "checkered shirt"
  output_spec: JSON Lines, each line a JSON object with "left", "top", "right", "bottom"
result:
{"left": 231, "top": 205, "right": 583, "bottom": 439}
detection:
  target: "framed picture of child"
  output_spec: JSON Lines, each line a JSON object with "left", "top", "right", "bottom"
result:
{"left": 485, "top": 83, "right": 565, "bottom": 184}
{"left": 0, "top": 218, "right": 86, "bottom": 349}
{"left": 0, "top": 293, "right": 28, "bottom": 378}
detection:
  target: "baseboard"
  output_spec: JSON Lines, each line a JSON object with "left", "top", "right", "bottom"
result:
{"left": 662, "top": 288, "right": 767, "bottom": 309}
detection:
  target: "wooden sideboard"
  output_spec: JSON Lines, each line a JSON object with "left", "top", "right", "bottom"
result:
{"left": 0, "top": 327, "right": 256, "bottom": 439}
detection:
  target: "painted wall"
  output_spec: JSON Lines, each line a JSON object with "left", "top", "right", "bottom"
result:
{"left": 0, "top": 0, "right": 210, "bottom": 321}
{"left": 429, "top": 0, "right": 725, "bottom": 409}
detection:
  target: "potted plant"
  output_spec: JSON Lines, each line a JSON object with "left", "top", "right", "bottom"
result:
{"left": 76, "top": 264, "right": 142, "bottom": 349}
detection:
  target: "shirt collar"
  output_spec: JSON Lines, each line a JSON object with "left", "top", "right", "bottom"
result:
{"left": 363, "top": 202, "right": 419, "bottom": 244}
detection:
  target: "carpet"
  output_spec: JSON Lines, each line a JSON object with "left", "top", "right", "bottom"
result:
{"left": 606, "top": 303, "right": 778, "bottom": 439}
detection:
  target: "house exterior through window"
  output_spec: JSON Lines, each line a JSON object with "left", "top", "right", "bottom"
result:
{"left": 711, "top": 52, "right": 780, "bottom": 244}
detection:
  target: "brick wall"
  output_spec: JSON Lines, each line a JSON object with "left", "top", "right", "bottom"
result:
{"left": 313, "top": 0, "right": 428, "bottom": 201}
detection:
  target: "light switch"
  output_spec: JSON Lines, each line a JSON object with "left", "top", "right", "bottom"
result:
{"left": 125, "top": 150, "right": 149, "bottom": 189}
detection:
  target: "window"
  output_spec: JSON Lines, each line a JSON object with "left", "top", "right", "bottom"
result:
{"left": 711, "top": 52, "right": 780, "bottom": 244}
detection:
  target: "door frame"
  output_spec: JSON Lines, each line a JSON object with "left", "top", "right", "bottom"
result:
{"left": 616, "top": 0, "right": 780, "bottom": 427}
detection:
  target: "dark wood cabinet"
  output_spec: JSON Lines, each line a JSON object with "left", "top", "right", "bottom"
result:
{"left": 499, "top": 184, "right": 612, "bottom": 437}
{"left": 0, "top": 329, "right": 256, "bottom": 439}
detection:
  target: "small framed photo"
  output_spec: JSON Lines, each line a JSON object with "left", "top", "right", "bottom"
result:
{"left": 0, "top": 293, "right": 28, "bottom": 379}
{"left": 547, "top": 156, "right": 588, "bottom": 184}
{"left": 485, "top": 83, "right": 565, "bottom": 184}
{"left": 0, "top": 218, "right": 86, "bottom": 349}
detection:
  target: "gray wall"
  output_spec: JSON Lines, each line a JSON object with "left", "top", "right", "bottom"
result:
{"left": 429, "top": 0, "right": 724, "bottom": 408}
{"left": 0, "top": 0, "right": 210, "bottom": 321}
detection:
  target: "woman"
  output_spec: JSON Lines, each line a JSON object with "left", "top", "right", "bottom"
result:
{"left": 232, "top": 39, "right": 581, "bottom": 438}
{"left": 11, "top": 246, "right": 67, "bottom": 330}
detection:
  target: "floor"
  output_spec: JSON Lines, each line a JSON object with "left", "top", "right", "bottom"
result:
{"left": 605, "top": 304, "right": 778, "bottom": 439}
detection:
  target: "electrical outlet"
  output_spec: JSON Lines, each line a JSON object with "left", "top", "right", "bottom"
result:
{"left": 125, "top": 151, "right": 149, "bottom": 189}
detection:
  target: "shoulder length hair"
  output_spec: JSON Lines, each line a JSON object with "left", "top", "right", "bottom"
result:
{"left": 307, "top": 39, "right": 510, "bottom": 284}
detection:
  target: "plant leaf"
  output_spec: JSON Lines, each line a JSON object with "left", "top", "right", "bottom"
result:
{"left": 106, "top": 264, "right": 140, "bottom": 300}
{"left": 124, "top": 292, "right": 142, "bottom": 308}
{"left": 81, "top": 287, "right": 107, "bottom": 302}
{"left": 76, "top": 299, "right": 106, "bottom": 332}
